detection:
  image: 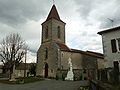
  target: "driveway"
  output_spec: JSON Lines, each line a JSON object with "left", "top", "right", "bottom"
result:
{"left": 0, "top": 80, "right": 89, "bottom": 90}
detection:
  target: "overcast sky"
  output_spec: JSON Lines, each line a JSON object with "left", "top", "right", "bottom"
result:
{"left": 0, "top": 0, "right": 120, "bottom": 63}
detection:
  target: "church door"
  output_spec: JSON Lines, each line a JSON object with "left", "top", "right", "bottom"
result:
{"left": 44, "top": 63, "right": 48, "bottom": 78}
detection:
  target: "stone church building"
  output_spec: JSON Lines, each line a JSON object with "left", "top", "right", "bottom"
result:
{"left": 36, "top": 5, "right": 105, "bottom": 80}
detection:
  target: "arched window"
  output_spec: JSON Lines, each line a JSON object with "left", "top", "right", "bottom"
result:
{"left": 45, "top": 48, "right": 48, "bottom": 59}
{"left": 45, "top": 26, "right": 48, "bottom": 39}
{"left": 57, "top": 26, "right": 60, "bottom": 38}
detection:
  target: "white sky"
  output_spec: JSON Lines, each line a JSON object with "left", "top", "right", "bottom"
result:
{"left": 0, "top": 0, "right": 120, "bottom": 63}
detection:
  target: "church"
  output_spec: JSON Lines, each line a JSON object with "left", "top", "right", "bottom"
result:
{"left": 36, "top": 4, "right": 105, "bottom": 80}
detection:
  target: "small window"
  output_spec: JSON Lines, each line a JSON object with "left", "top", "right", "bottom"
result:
{"left": 45, "top": 26, "right": 48, "bottom": 39}
{"left": 111, "top": 39, "right": 117, "bottom": 53}
{"left": 117, "top": 38, "right": 120, "bottom": 52}
{"left": 45, "top": 48, "right": 48, "bottom": 59}
{"left": 51, "top": 69, "right": 53, "bottom": 73}
{"left": 57, "top": 26, "right": 60, "bottom": 38}
{"left": 111, "top": 38, "right": 120, "bottom": 53}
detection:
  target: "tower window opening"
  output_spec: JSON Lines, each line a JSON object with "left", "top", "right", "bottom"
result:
{"left": 57, "top": 26, "right": 60, "bottom": 38}
{"left": 45, "top": 26, "right": 48, "bottom": 39}
{"left": 45, "top": 48, "right": 48, "bottom": 59}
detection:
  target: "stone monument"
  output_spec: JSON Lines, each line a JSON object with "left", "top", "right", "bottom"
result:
{"left": 65, "top": 57, "right": 74, "bottom": 81}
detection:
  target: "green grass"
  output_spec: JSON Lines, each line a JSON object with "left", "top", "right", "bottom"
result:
{"left": 22, "top": 77, "right": 44, "bottom": 83}
{"left": 0, "top": 77, "right": 44, "bottom": 84}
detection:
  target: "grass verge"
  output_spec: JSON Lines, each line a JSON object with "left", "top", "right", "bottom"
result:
{"left": 0, "top": 77, "right": 44, "bottom": 84}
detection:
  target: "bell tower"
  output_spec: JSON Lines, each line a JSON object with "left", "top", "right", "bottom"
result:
{"left": 41, "top": 5, "right": 66, "bottom": 44}
{"left": 36, "top": 4, "right": 67, "bottom": 78}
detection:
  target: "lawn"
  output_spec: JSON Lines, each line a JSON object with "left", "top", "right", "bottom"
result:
{"left": 0, "top": 77, "right": 44, "bottom": 84}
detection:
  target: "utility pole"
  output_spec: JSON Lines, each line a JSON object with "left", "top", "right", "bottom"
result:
{"left": 24, "top": 48, "right": 27, "bottom": 78}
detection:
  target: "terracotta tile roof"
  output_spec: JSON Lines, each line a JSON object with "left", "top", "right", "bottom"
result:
{"left": 71, "top": 49, "right": 86, "bottom": 54}
{"left": 66, "top": 49, "right": 104, "bottom": 59}
{"left": 86, "top": 51, "right": 104, "bottom": 59}
{"left": 98, "top": 26, "right": 120, "bottom": 35}
{"left": 55, "top": 42, "right": 70, "bottom": 51}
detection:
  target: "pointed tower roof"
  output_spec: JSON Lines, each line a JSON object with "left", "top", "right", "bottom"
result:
{"left": 46, "top": 5, "right": 61, "bottom": 21}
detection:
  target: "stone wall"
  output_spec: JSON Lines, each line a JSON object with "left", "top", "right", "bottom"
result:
{"left": 42, "top": 19, "right": 65, "bottom": 44}
{"left": 60, "top": 51, "right": 83, "bottom": 70}
{"left": 97, "top": 58, "right": 106, "bottom": 69}
{"left": 36, "top": 42, "right": 59, "bottom": 78}
{"left": 90, "top": 80, "right": 119, "bottom": 90}
{"left": 14, "top": 70, "right": 29, "bottom": 78}
{"left": 56, "top": 69, "right": 97, "bottom": 81}
{"left": 82, "top": 54, "right": 98, "bottom": 69}
{"left": 97, "top": 61, "right": 120, "bottom": 84}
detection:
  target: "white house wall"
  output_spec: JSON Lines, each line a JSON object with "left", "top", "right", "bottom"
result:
{"left": 102, "top": 30, "right": 120, "bottom": 68}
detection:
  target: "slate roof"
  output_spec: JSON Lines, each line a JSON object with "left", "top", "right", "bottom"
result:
{"left": 46, "top": 5, "right": 60, "bottom": 21}
{"left": 98, "top": 26, "right": 120, "bottom": 35}
{"left": 42, "top": 5, "right": 65, "bottom": 24}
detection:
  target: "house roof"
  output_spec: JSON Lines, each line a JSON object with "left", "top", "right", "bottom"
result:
{"left": 16, "top": 63, "right": 36, "bottom": 70}
{"left": 70, "top": 49, "right": 86, "bottom": 54}
{"left": 55, "top": 42, "right": 70, "bottom": 51}
{"left": 62, "top": 49, "right": 104, "bottom": 59}
{"left": 98, "top": 26, "right": 120, "bottom": 35}
{"left": 3, "top": 63, "right": 36, "bottom": 70}
{"left": 86, "top": 51, "right": 104, "bottom": 59}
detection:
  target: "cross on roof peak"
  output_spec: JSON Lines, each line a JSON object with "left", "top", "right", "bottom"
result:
{"left": 53, "top": 0, "right": 55, "bottom": 5}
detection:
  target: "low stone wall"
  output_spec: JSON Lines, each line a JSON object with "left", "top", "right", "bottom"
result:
{"left": 90, "top": 80, "right": 119, "bottom": 90}
{"left": 56, "top": 69, "right": 97, "bottom": 81}
{"left": 97, "top": 61, "right": 120, "bottom": 84}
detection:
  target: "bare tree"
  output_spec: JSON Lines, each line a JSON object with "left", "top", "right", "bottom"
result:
{"left": 0, "top": 33, "right": 27, "bottom": 79}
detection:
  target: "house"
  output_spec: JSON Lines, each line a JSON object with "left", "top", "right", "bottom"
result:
{"left": 98, "top": 26, "right": 120, "bottom": 68}
{"left": 2, "top": 63, "right": 36, "bottom": 78}
{"left": 15, "top": 63, "right": 31, "bottom": 78}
